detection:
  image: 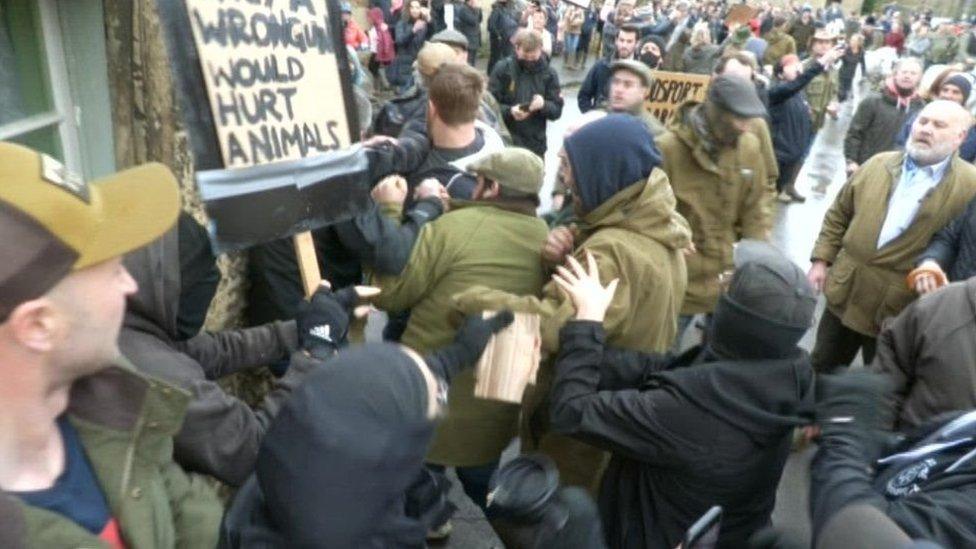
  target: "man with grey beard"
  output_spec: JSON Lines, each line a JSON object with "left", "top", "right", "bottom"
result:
{"left": 806, "top": 100, "right": 976, "bottom": 373}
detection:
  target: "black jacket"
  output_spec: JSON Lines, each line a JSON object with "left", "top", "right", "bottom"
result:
{"left": 487, "top": 2, "right": 520, "bottom": 72}
{"left": 489, "top": 56, "right": 563, "bottom": 156}
{"left": 768, "top": 62, "right": 824, "bottom": 165}
{"left": 577, "top": 58, "right": 612, "bottom": 113}
{"left": 811, "top": 411, "right": 976, "bottom": 548}
{"left": 549, "top": 322, "right": 814, "bottom": 549}
{"left": 245, "top": 138, "right": 442, "bottom": 325}
{"left": 454, "top": 3, "right": 483, "bottom": 51}
{"left": 845, "top": 89, "right": 925, "bottom": 165}
{"left": 919, "top": 194, "right": 976, "bottom": 282}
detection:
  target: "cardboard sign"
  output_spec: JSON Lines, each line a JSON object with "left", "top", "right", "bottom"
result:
{"left": 645, "top": 70, "right": 711, "bottom": 125}
{"left": 725, "top": 4, "right": 757, "bottom": 27}
{"left": 186, "top": 0, "right": 352, "bottom": 167}
{"left": 474, "top": 312, "right": 541, "bottom": 404}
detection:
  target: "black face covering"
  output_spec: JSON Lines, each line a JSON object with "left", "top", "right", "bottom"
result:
{"left": 639, "top": 52, "right": 661, "bottom": 68}
{"left": 518, "top": 57, "right": 546, "bottom": 72}
{"left": 256, "top": 344, "right": 435, "bottom": 547}
{"left": 176, "top": 213, "right": 219, "bottom": 339}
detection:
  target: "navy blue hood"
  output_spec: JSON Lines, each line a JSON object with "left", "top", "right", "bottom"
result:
{"left": 563, "top": 114, "right": 662, "bottom": 214}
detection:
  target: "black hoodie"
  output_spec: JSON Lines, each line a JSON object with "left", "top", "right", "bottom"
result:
{"left": 221, "top": 345, "right": 436, "bottom": 548}
{"left": 120, "top": 216, "right": 307, "bottom": 486}
{"left": 549, "top": 321, "right": 814, "bottom": 549}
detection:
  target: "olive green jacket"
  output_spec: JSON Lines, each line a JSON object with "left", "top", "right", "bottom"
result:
{"left": 0, "top": 362, "right": 223, "bottom": 549}
{"left": 748, "top": 117, "right": 780, "bottom": 218}
{"left": 805, "top": 59, "right": 839, "bottom": 130}
{"left": 372, "top": 201, "right": 549, "bottom": 467}
{"left": 454, "top": 170, "right": 691, "bottom": 490}
{"left": 659, "top": 102, "right": 772, "bottom": 315}
{"left": 812, "top": 152, "right": 976, "bottom": 336}
{"left": 763, "top": 29, "right": 797, "bottom": 67}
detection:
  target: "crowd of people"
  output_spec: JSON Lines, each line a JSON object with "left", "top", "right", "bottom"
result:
{"left": 7, "top": 0, "right": 976, "bottom": 548}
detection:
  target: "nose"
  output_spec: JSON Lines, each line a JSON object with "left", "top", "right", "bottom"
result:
{"left": 119, "top": 265, "right": 139, "bottom": 296}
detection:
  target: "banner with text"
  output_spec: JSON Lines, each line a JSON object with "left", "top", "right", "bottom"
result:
{"left": 644, "top": 70, "right": 711, "bottom": 125}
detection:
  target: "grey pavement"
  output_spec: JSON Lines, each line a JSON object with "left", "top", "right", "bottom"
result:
{"left": 370, "top": 78, "right": 867, "bottom": 547}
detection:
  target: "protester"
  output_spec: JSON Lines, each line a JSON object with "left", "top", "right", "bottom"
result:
{"left": 886, "top": 20, "right": 906, "bottom": 53}
{"left": 807, "top": 100, "right": 976, "bottom": 372}
{"left": 527, "top": 8, "right": 554, "bottom": 57}
{"left": 837, "top": 33, "right": 866, "bottom": 102}
{"left": 0, "top": 142, "right": 222, "bottom": 547}
{"left": 489, "top": 30, "right": 564, "bottom": 158}
{"left": 914, "top": 193, "right": 976, "bottom": 291}
{"left": 342, "top": 2, "right": 370, "bottom": 50}
{"left": 871, "top": 276, "right": 976, "bottom": 430}
{"left": 561, "top": 4, "right": 586, "bottom": 70}
{"left": 453, "top": 0, "right": 483, "bottom": 65}
{"left": 221, "top": 313, "right": 514, "bottom": 547}
{"left": 763, "top": 16, "right": 797, "bottom": 67}
{"left": 844, "top": 57, "right": 925, "bottom": 177}
{"left": 119, "top": 214, "right": 382, "bottom": 487}
{"left": 454, "top": 115, "right": 692, "bottom": 492}
{"left": 390, "top": 0, "right": 432, "bottom": 93}
{"left": 576, "top": 4, "right": 599, "bottom": 70}
{"left": 487, "top": 0, "right": 521, "bottom": 74}
{"left": 769, "top": 47, "right": 843, "bottom": 203}
{"left": 805, "top": 25, "right": 841, "bottom": 131}
{"left": 682, "top": 21, "right": 721, "bottom": 74}
{"left": 790, "top": 8, "right": 816, "bottom": 57}
{"left": 638, "top": 33, "right": 667, "bottom": 69}
{"left": 600, "top": 60, "right": 666, "bottom": 136}
{"left": 928, "top": 22, "right": 960, "bottom": 66}
{"left": 712, "top": 52, "right": 780, "bottom": 207}
{"left": 578, "top": 24, "right": 638, "bottom": 112}
{"left": 601, "top": 0, "right": 635, "bottom": 60}
{"left": 548, "top": 241, "right": 816, "bottom": 548}
{"left": 370, "top": 148, "right": 549, "bottom": 533}
{"left": 811, "top": 371, "right": 976, "bottom": 548}
{"left": 658, "top": 75, "right": 772, "bottom": 345}
{"left": 367, "top": 7, "right": 396, "bottom": 91}
{"left": 895, "top": 74, "right": 976, "bottom": 162}
{"left": 905, "top": 22, "right": 932, "bottom": 60}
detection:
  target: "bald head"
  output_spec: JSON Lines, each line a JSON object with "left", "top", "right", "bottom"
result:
{"left": 907, "top": 100, "right": 973, "bottom": 165}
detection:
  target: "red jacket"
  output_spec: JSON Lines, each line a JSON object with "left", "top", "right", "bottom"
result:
{"left": 885, "top": 30, "right": 905, "bottom": 54}
{"left": 344, "top": 20, "right": 369, "bottom": 49}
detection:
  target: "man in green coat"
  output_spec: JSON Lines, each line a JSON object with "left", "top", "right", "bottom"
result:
{"left": 763, "top": 16, "right": 797, "bottom": 68}
{"left": 658, "top": 75, "right": 771, "bottom": 343}
{"left": 371, "top": 147, "right": 549, "bottom": 512}
{"left": 804, "top": 26, "right": 841, "bottom": 132}
{"left": 0, "top": 142, "right": 222, "bottom": 548}
{"left": 807, "top": 100, "right": 976, "bottom": 372}
{"left": 454, "top": 114, "right": 692, "bottom": 492}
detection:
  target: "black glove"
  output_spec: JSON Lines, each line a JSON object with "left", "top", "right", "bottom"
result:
{"left": 424, "top": 311, "right": 515, "bottom": 384}
{"left": 815, "top": 371, "right": 896, "bottom": 435}
{"left": 296, "top": 286, "right": 360, "bottom": 360}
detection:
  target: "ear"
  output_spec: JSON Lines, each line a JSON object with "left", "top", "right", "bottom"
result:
{"left": 5, "top": 299, "right": 58, "bottom": 354}
{"left": 428, "top": 99, "right": 438, "bottom": 120}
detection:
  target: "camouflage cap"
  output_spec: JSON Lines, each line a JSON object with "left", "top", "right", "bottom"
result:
{"left": 610, "top": 59, "right": 654, "bottom": 88}
{"left": 467, "top": 147, "right": 543, "bottom": 195}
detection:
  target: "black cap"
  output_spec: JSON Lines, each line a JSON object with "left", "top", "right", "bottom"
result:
{"left": 730, "top": 240, "right": 817, "bottom": 329}
{"left": 707, "top": 240, "right": 816, "bottom": 360}
{"left": 708, "top": 75, "right": 767, "bottom": 118}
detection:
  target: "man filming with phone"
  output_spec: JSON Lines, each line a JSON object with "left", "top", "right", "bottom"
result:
{"left": 489, "top": 29, "right": 563, "bottom": 158}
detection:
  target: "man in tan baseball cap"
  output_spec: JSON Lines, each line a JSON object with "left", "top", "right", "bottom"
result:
{"left": 0, "top": 142, "right": 222, "bottom": 547}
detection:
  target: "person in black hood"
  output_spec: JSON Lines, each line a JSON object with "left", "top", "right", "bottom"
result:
{"left": 546, "top": 240, "right": 817, "bottom": 548}
{"left": 220, "top": 311, "right": 514, "bottom": 548}
{"left": 121, "top": 213, "right": 375, "bottom": 486}
{"left": 489, "top": 29, "right": 564, "bottom": 157}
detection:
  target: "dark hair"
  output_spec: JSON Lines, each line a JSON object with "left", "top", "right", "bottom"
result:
{"left": 618, "top": 24, "right": 640, "bottom": 40}
{"left": 428, "top": 64, "right": 484, "bottom": 126}
{"left": 713, "top": 51, "right": 756, "bottom": 76}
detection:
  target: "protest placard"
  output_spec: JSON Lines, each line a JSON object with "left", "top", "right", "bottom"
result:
{"left": 474, "top": 312, "right": 541, "bottom": 404}
{"left": 644, "top": 70, "right": 711, "bottom": 125}
{"left": 158, "top": 0, "right": 368, "bottom": 294}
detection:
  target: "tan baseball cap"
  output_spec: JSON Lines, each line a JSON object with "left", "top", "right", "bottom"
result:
{"left": 0, "top": 141, "right": 180, "bottom": 318}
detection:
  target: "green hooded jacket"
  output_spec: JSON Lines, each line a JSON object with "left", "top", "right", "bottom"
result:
{"left": 454, "top": 169, "right": 692, "bottom": 489}
{"left": 0, "top": 362, "right": 223, "bottom": 548}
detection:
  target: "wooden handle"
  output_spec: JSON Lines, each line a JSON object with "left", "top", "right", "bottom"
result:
{"left": 293, "top": 231, "right": 322, "bottom": 297}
